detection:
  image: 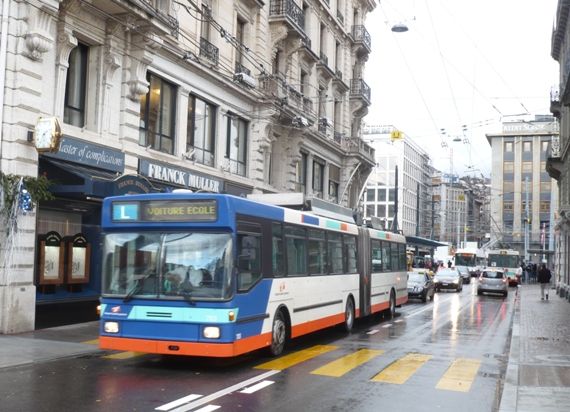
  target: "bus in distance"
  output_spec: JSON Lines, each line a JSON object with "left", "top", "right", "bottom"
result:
{"left": 98, "top": 193, "right": 408, "bottom": 357}
{"left": 486, "top": 249, "right": 521, "bottom": 286}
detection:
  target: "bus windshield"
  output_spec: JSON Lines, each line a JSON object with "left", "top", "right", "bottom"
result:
{"left": 455, "top": 254, "right": 476, "bottom": 266}
{"left": 102, "top": 232, "right": 233, "bottom": 300}
{"left": 487, "top": 254, "right": 518, "bottom": 268}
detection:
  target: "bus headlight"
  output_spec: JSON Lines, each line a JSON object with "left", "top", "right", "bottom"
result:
{"left": 203, "top": 326, "right": 220, "bottom": 339}
{"left": 104, "top": 321, "right": 119, "bottom": 333}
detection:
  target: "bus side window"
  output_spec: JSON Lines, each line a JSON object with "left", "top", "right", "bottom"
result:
{"left": 237, "top": 233, "right": 261, "bottom": 291}
{"left": 371, "top": 239, "right": 382, "bottom": 272}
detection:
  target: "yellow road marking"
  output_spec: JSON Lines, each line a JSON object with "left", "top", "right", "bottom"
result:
{"left": 310, "top": 349, "right": 384, "bottom": 377}
{"left": 255, "top": 345, "right": 338, "bottom": 370}
{"left": 103, "top": 351, "right": 145, "bottom": 360}
{"left": 81, "top": 339, "right": 99, "bottom": 345}
{"left": 371, "top": 353, "right": 432, "bottom": 384}
{"left": 436, "top": 358, "right": 481, "bottom": 392}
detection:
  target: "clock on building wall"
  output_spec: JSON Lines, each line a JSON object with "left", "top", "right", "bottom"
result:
{"left": 34, "top": 117, "right": 62, "bottom": 153}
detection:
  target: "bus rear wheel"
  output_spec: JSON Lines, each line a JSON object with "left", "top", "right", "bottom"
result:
{"left": 269, "top": 310, "right": 288, "bottom": 356}
{"left": 343, "top": 297, "right": 355, "bottom": 333}
{"left": 388, "top": 290, "right": 396, "bottom": 319}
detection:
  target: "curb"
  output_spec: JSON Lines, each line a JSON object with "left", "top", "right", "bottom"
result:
{"left": 498, "top": 288, "right": 520, "bottom": 412}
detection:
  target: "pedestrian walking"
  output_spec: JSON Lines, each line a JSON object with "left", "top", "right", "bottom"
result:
{"left": 537, "top": 263, "right": 552, "bottom": 300}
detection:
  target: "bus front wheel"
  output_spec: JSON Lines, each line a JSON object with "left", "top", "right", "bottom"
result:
{"left": 269, "top": 310, "right": 288, "bottom": 356}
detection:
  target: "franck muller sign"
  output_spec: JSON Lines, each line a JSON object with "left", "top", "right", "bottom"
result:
{"left": 138, "top": 159, "right": 223, "bottom": 193}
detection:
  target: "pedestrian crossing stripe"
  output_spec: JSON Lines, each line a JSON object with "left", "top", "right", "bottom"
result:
{"left": 310, "top": 349, "right": 384, "bottom": 377}
{"left": 255, "top": 345, "right": 338, "bottom": 370}
{"left": 103, "top": 351, "right": 146, "bottom": 360}
{"left": 436, "top": 358, "right": 481, "bottom": 392}
{"left": 371, "top": 353, "right": 432, "bottom": 384}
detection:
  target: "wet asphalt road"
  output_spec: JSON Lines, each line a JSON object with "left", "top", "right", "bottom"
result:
{"left": 0, "top": 281, "right": 514, "bottom": 412}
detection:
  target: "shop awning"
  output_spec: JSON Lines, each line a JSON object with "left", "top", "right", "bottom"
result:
{"left": 405, "top": 236, "right": 448, "bottom": 248}
{"left": 40, "top": 158, "right": 120, "bottom": 199}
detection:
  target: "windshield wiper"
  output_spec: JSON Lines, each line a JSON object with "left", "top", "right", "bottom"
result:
{"left": 179, "top": 282, "right": 196, "bottom": 306}
{"left": 123, "top": 272, "right": 155, "bottom": 302}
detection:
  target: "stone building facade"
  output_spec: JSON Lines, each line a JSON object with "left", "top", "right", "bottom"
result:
{"left": 0, "top": 0, "right": 377, "bottom": 333}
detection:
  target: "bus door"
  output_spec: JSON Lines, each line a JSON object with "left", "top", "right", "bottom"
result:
{"left": 357, "top": 227, "right": 372, "bottom": 317}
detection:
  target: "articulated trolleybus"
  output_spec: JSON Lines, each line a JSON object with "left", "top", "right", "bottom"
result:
{"left": 99, "top": 193, "right": 407, "bottom": 357}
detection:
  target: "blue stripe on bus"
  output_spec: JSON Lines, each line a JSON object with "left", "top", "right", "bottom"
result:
{"left": 302, "top": 214, "right": 319, "bottom": 226}
{"left": 100, "top": 279, "right": 273, "bottom": 343}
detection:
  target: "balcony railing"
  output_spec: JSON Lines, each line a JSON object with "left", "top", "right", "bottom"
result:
{"left": 200, "top": 37, "right": 219, "bottom": 65}
{"left": 352, "top": 25, "right": 371, "bottom": 52}
{"left": 342, "top": 137, "right": 375, "bottom": 162}
{"left": 333, "top": 131, "right": 343, "bottom": 144}
{"left": 550, "top": 134, "right": 560, "bottom": 158}
{"left": 235, "top": 62, "right": 251, "bottom": 76}
{"left": 269, "top": 0, "right": 305, "bottom": 34}
{"left": 261, "top": 76, "right": 316, "bottom": 120}
{"left": 319, "top": 52, "right": 328, "bottom": 66}
{"left": 335, "top": 70, "right": 343, "bottom": 80}
{"left": 350, "top": 78, "right": 371, "bottom": 105}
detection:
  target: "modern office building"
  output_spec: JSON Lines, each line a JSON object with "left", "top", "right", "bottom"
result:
{"left": 431, "top": 172, "right": 466, "bottom": 247}
{"left": 486, "top": 116, "right": 559, "bottom": 262}
{"left": 361, "top": 126, "right": 432, "bottom": 237}
{"left": 0, "top": 0, "right": 377, "bottom": 333}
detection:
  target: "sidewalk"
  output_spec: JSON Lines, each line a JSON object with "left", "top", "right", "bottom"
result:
{"left": 0, "top": 321, "right": 100, "bottom": 369}
{"left": 500, "top": 284, "right": 570, "bottom": 411}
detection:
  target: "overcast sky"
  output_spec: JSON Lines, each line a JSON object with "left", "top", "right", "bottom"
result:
{"left": 365, "top": 0, "right": 559, "bottom": 177}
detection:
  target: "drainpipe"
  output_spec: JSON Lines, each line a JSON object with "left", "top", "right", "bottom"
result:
{"left": 0, "top": 0, "right": 11, "bottom": 169}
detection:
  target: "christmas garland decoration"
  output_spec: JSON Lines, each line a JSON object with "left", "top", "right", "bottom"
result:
{"left": 0, "top": 172, "right": 54, "bottom": 222}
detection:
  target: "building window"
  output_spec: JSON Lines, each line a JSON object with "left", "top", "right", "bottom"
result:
{"left": 313, "top": 158, "right": 325, "bottom": 197}
{"left": 522, "top": 161, "right": 532, "bottom": 173}
{"left": 64, "top": 43, "right": 88, "bottom": 127}
{"left": 366, "top": 188, "right": 375, "bottom": 202}
{"left": 503, "top": 180, "right": 514, "bottom": 194}
{"left": 540, "top": 181, "right": 551, "bottom": 192}
{"left": 504, "top": 161, "right": 514, "bottom": 172}
{"left": 201, "top": 1, "right": 211, "bottom": 41}
{"left": 329, "top": 164, "right": 340, "bottom": 202}
{"left": 540, "top": 201, "right": 550, "bottom": 213}
{"left": 377, "top": 204, "right": 386, "bottom": 217}
{"left": 388, "top": 188, "right": 395, "bottom": 201}
{"left": 503, "top": 201, "right": 514, "bottom": 212}
{"left": 236, "top": 17, "right": 246, "bottom": 67}
{"left": 225, "top": 115, "right": 248, "bottom": 176}
{"left": 296, "top": 152, "right": 308, "bottom": 193}
{"left": 188, "top": 95, "right": 216, "bottom": 166}
{"left": 505, "top": 142, "right": 513, "bottom": 152}
{"left": 139, "top": 73, "right": 176, "bottom": 154}
{"left": 542, "top": 141, "right": 549, "bottom": 152}
{"left": 523, "top": 141, "right": 532, "bottom": 152}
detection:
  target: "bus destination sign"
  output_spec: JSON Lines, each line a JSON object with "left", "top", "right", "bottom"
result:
{"left": 112, "top": 200, "right": 217, "bottom": 222}
{"left": 141, "top": 200, "right": 217, "bottom": 222}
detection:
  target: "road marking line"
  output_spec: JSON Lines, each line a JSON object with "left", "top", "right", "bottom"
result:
{"left": 394, "top": 319, "right": 403, "bottom": 323}
{"left": 155, "top": 394, "right": 202, "bottom": 411}
{"left": 168, "top": 370, "right": 280, "bottom": 412}
{"left": 310, "top": 349, "right": 384, "bottom": 377}
{"left": 103, "top": 351, "right": 145, "bottom": 360}
{"left": 81, "top": 339, "right": 99, "bottom": 345}
{"left": 371, "top": 353, "right": 432, "bottom": 384}
{"left": 436, "top": 358, "right": 481, "bottom": 392}
{"left": 239, "top": 380, "right": 274, "bottom": 394}
{"left": 194, "top": 406, "right": 220, "bottom": 412}
{"left": 382, "top": 323, "right": 392, "bottom": 328}
{"left": 366, "top": 329, "right": 380, "bottom": 335}
{"left": 255, "top": 345, "right": 337, "bottom": 370}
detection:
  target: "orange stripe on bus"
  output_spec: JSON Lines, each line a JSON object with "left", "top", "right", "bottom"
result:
{"left": 99, "top": 332, "right": 272, "bottom": 358}
{"left": 291, "top": 313, "right": 345, "bottom": 338}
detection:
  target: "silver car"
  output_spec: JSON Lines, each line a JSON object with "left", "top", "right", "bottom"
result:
{"left": 477, "top": 269, "right": 508, "bottom": 297}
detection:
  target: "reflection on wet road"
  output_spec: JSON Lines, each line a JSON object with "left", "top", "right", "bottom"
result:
{"left": 0, "top": 282, "right": 515, "bottom": 412}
